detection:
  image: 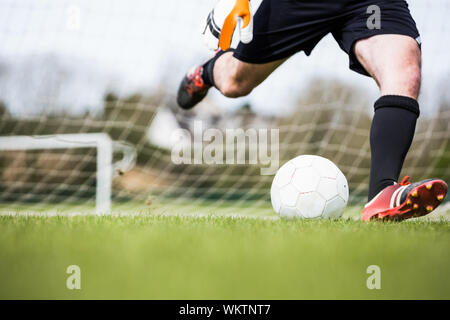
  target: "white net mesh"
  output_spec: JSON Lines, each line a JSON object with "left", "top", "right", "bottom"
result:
{"left": 0, "top": 0, "right": 449, "bottom": 215}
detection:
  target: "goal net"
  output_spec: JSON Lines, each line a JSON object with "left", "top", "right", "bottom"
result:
{"left": 0, "top": 0, "right": 449, "bottom": 216}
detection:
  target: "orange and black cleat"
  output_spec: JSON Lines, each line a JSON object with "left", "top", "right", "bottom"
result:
{"left": 362, "top": 176, "right": 448, "bottom": 222}
{"left": 177, "top": 66, "right": 211, "bottom": 110}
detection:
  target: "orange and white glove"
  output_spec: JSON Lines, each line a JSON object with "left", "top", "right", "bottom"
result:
{"left": 203, "top": 0, "right": 254, "bottom": 51}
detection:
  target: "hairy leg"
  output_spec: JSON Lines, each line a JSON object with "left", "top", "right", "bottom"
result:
{"left": 354, "top": 34, "right": 422, "bottom": 201}
{"left": 213, "top": 52, "right": 287, "bottom": 98}
{"left": 354, "top": 34, "right": 421, "bottom": 99}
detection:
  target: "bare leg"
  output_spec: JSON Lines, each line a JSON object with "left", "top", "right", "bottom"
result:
{"left": 354, "top": 34, "right": 421, "bottom": 99}
{"left": 213, "top": 52, "right": 287, "bottom": 98}
{"left": 354, "top": 34, "right": 422, "bottom": 201}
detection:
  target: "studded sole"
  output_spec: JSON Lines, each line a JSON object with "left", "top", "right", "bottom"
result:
{"left": 372, "top": 179, "right": 448, "bottom": 222}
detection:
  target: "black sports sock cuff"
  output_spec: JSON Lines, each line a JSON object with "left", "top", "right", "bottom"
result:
{"left": 374, "top": 95, "right": 420, "bottom": 117}
{"left": 203, "top": 49, "right": 235, "bottom": 87}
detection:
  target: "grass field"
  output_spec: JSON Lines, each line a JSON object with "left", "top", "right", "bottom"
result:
{"left": 1, "top": 205, "right": 450, "bottom": 299}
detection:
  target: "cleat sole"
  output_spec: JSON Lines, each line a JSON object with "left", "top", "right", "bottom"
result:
{"left": 373, "top": 179, "right": 448, "bottom": 222}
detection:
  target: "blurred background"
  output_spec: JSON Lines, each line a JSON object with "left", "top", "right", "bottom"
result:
{"left": 0, "top": 0, "right": 449, "bottom": 215}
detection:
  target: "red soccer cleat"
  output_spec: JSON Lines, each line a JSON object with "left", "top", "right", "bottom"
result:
{"left": 177, "top": 66, "right": 211, "bottom": 110}
{"left": 362, "top": 176, "right": 448, "bottom": 222}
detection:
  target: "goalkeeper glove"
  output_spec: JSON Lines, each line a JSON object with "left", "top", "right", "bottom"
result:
{"left": 203, "top": 0, "right": 253, "bottom": 51}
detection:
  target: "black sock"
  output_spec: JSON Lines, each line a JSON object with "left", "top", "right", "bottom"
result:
{"left": 368, "top": 95, "right": 420, "bottom": 201}
{"left": 202, "top": 49, "right": 234, "bottom": 87}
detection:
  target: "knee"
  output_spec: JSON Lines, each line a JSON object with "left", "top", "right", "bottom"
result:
{"left": 356, "top": 35, "right": 422, "bottom": 99}
{"left": 405, "top": 63, "right": 422, "bottom": 97}
{"left": 379, "top": 59, "right": 422, "bottom": 99}
{"left": 213, "top": 53, "right": 258, "bottom": 98}
{"left": 382, "top": 46, "right": 422, "bottom": 99}
{"left": 220, "top": 78, "right": 253, "bottom": 98}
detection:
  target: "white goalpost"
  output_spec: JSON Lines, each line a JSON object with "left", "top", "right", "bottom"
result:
{"left": 0, "top": 133, "right": 133, "bottom": 214}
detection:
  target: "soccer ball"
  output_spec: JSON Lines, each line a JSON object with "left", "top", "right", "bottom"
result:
{"left": 271, "top": 155, "right": 349, "bottom": 219}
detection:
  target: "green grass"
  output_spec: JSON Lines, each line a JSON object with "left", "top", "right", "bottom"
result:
{"left": 0, "top": 214, "right": 449, "bottom": 299}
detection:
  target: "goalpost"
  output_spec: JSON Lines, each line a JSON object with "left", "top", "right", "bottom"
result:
{"left": 0, "top": 133, "right": 134, "bottom": 214}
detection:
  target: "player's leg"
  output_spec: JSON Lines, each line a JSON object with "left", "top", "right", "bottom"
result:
{"left": 177, "top": 0, "right": 333, "bottom": 109}
{"left": 331, "top": 0, "right": 447, "bottom": 220}
{"left": 355, "top": 34, "right": 421, "bottom": 99}
{"left": 354, "top": 34, "right": 447, "bottom": 221}
{"left": 355, "top": 34, "right": 421, "bottom": 199}
{"left": 212, "top": 51, "right": 286, "bottom": 98}
{"left": 176, "top": 50, "right": 285, "bottom": 109}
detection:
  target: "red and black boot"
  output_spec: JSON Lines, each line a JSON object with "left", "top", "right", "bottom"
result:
{"left": 362, "top": 176, "right": 448, "bottom": 221}
{"left": 177, "top": 66, "right": 211, "bottom": 110}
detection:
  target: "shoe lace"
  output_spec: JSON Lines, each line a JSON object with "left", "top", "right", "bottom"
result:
{"left": 399, "top": 176, "right": 411, "bottom": 186}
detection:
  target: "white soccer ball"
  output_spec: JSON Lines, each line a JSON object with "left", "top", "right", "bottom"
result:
{"left": 271, "top": 155, "right": 349, "bottom": 219}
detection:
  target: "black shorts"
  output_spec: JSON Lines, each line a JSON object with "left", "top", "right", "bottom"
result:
{"left": 234, "top": 0, "right": 421, "bottom": 76}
